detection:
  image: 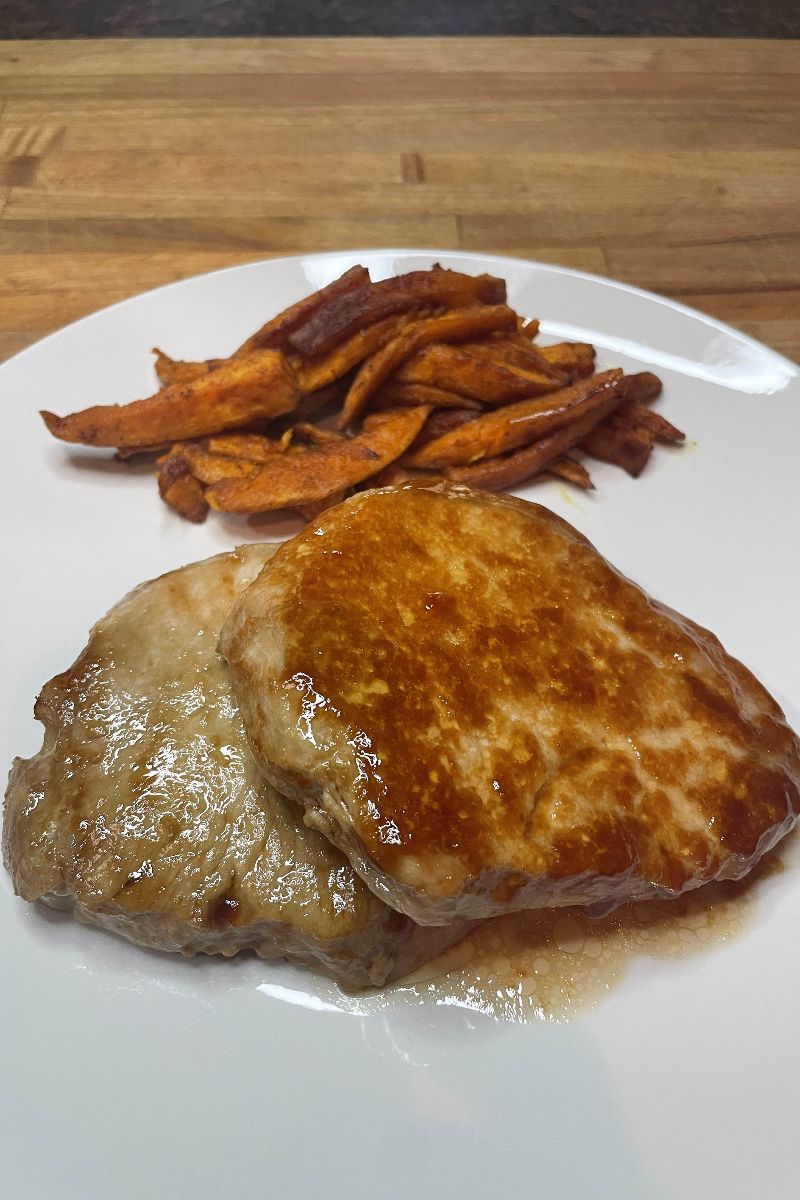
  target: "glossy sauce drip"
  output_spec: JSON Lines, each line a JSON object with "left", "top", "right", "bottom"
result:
{"left": 390, "top": 845, "right": 788, "bottom": 1023}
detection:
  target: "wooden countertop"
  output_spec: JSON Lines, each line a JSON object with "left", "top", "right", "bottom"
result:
{"left": 1, "top": 37, "right": 798, "bottom": 364}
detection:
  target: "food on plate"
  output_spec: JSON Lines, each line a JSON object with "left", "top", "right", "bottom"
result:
{"left": 40, "top": 263, "right": 684, "bottom": 521}
{"left": 2, "top": 545, "right": 469, "bottom": 986}
{"left": 152, "top": 348, "right": 223, "bottom": 388}
{"left": 546, "top": 455, "right": 594, "bottom": 489}
{"left": 533, "top": 341, "right": 596, "bottom": 377}
{"left": 581, "top": 372, "right": 684, "bottom": 477}
{"left": 372, "top": 381, "right": 483, "bottom": 411}
{"left": 294, "top": 313, "right": 410, "bottom": 392}
{"left": 336, "top": 304, "right": 518, "bottom": 428}
{"left": 394, "top": 342, "right": 568, "bottom": 404}
{"left": 404, "top": 370, "right": 623, "bottom": 469}
{"left": 238, "top": 263, "right": 371, "bottom": 354}
{"left": 444, "top": 393, "right": 634, "bottom": 491}
{"left": 220, "top": 481, "right": 800, "bottom": 926}
{"left": 156, "top": 451, "right": 209, "bottom": 522}
{"left": 286, "top": 265, "right": 506, "bottom": 357}
{"left": 5, "top": 481, "right": 797, "bottom": 992}
{"left": 42, "top": 350, "right": 299, "bottom": 448}
{"left": 205, "top": 406, "right": 431, "bottom": 514}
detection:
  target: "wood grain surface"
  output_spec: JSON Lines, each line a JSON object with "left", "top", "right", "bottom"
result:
{"left": 0, "top": 37, "right": 797, "bottom": 364}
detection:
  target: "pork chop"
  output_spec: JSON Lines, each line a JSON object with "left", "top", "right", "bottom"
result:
{"left": 220, "top": 481, "right": 800, "bottom": 925}
{"left": 3, "top": 544, "right": 467, "bottom": 985}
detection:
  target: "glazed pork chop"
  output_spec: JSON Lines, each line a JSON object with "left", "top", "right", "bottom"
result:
{"left": 221, "top": 481, "right": 800, "bottom": 926}
{"left": 3, "top": 545, "right": 467, "bottom": 986}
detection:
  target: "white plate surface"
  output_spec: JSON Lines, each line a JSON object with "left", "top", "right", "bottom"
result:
{"left": 2, "top": 250, "right": 799, "bottom": 1200}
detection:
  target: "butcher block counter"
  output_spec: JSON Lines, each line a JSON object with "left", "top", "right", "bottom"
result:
{"left": 0, "top": 37, "right": 797, "bottom": 363}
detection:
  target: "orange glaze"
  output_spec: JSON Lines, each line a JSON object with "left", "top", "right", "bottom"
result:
{"left": 271, "top": 482, "right": 800, "bottom": 899}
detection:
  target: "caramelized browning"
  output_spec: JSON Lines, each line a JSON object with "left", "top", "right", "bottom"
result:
{"left": 222, "top": 482, "right": 800, "bottom": 921}
{"left": 293, "top": 312, "right": 413, "bottom": 392}
{"left": 289, "top": 267, "right": 506, "bottom": 358}
{"left": 238, "top": 264, "right": 370, "bottom": 354}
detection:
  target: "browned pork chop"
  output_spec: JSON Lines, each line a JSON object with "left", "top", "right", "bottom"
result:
{"left": 221, "top": 481, "right": 800, "bottom": 925}
{"left": 2, "top": 545, "right": 467, "bottom": 985}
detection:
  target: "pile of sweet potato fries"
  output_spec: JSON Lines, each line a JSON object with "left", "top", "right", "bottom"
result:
{"left": 41, "top": 264, "right": 684, "bottom": 522}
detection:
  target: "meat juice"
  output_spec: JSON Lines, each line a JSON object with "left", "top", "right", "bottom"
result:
{"left": 390, "top": 834, "right": 794, "bottom": 1023}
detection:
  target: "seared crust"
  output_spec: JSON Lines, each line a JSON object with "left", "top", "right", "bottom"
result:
{"left": 220, "top": 481, "right": 800, "bottom": 925}
{"left": 2, "top": 544, "right": 468, "bottom": 984}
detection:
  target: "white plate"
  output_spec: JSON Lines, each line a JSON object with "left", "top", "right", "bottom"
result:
{"left": 2, "top": 251, "right": 799, "bottom": 1200}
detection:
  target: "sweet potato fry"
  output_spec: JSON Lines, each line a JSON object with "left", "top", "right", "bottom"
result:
{"left": 294, "top": 314, "right": 412, "bottom": 392}
{"left": 206, "top": 406, "right": 431, "bottom": 514}
{"left": 41, "top": 350, "right": 300, "bottom": 449}
{"left": 290, "top": 267, "right": 507, "bottom": 358}
{"left": 273, "top": 380, "right": 349, "bottom": 428}
{"left": 445, "top": 383, "right": 625, "bottom": 491}
{"left": 581, "top": 422, "right": 653, "bottom": 477}
{"left": 238, "top": 264, "right": 370, "bottom": 354}
{"left": 406, "top": 370, "right": 624, "bottom": 469}
{"left": 152, "top": 349, "right": 221, "bottom": 388}
{"left": 631, "top": 406, "right": 684, "bottom": 443}
{"left": 151, "top": 268, "right": 372, "bottom": 387}
{"left": 132, "top": 425, "right": 296, "bottom": 464}
{"left": 455, "top": 338, "right": 568, "bottom": 382}
{"left": 42, "top": 265, "right": 681, "bottom": 520}
{"left": 617, "top": 371, "right": 662, "bottom": 405}
{"left": 162, "top": 443, "right": 261, "bottom": 486}
{"left": 403, "top": 408, "right": 479, "bottom": 459}
{"left": 578, "top": 374, "right": 672, "bottom": 475}
{"left": 372, "top": 381, "right": 482, "bottom": 411}
{"left": 531, "top": 342, "right": 596, "bottom": 378}
{"left": 548, "top": 456, "right": 594, "bottom": 489}
{"left": 157, "top": 455, "right": 208, "bottom": 523}
{"left": 339, "top": 305, "right": 517, "bottom": 428}
{"left": 206, "top": 430, "right": 293, "bottom": 462}
{"left": 396, "top": 344, "right": 566, "bottom": 406}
